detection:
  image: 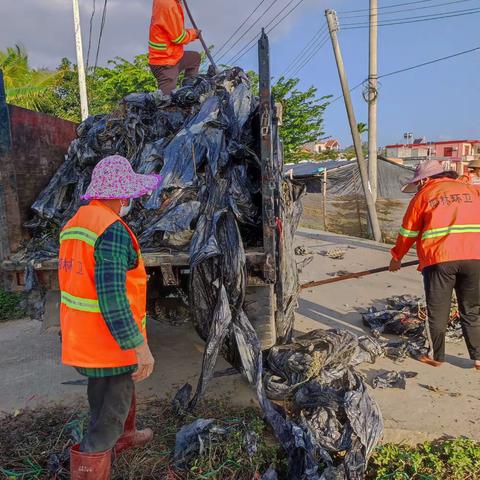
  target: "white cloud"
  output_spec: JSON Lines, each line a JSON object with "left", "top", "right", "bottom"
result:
{"left": 0, "top": 0, "right": 323, "bottom": 69}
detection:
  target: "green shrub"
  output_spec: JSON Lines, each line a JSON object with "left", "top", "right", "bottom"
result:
{"left": 0, "top": 288, "right": 25, "bottom": 321}
{"left": 368, "top": 438, "right": 480, "bottom": 480}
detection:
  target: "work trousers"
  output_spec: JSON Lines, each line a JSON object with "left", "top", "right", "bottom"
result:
{"left": 80, "top": 373, "right": 134, "bottom": 453}
{"left": 149, "top": 51, "right": 201, "bottom": 95}
{"left": 423, "top": 260, "right": 480, "bottom": 362}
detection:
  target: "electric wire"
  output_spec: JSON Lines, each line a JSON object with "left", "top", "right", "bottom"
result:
{"left": 287, "top": 34, "right": 329, "bottom": 78}
{"left": 214, "top": 0, "right": 268, "bottom": 60}
{"left": 340, "top": 0, "right": 477, "bottom": 19}
{"left": 86, "top": 0, "right": 96, "bottom": 70}
{"left": 338, "top": 0, "right": 461, "bottom": 14}
{"left": 342, "top": 6, "right": 480, "bottom": 28}
{"left": 216, "top": 0, "right": 281, "bottom": 62}
{"left": 330, "top": 45, "right": 479, "bottom": 106}
{"left": 94, "top": 0, "right": 108, "bottom": 70}
{"left": 227, "top": 0, "right": 307, "bottom": 65}
{"left": 281, "top": 25, "right": 327, "bottom": 77}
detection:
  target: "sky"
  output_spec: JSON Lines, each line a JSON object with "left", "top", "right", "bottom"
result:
{"left": 1, "top": 0, "right": 478, "bottom": 147}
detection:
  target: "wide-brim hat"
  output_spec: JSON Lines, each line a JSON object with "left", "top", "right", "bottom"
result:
{"left": 401, "top": 160, "right": 444, "bottom": 193}
{"left": 468, "top": 158, "right": 480, "bottom": 169}
{"left": 82, "top": 155, "right": 162, "bottom": 200}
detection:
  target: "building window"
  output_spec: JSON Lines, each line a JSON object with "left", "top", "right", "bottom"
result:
{"left": 464, "top": 146, "right": 470, "bottom": 155}
{"left": 444, "top": 147, "right": 453, "bottom": 157}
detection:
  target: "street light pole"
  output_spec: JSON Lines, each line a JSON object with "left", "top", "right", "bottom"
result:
{"left": 368, "top": 0, "right": 378, "bottom": 203}
{"left": 72, "top": 0, "right": 89, "bottom": 121}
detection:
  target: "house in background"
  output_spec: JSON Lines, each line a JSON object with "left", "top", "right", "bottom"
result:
{"left": 385, "top": 139, "right": 480, "bottom": 173}
{"left": 301, "top": 139, "right": 341, "bottom": 154}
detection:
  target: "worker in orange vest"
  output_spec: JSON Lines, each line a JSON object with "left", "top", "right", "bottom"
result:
{"left": 148, "top": 0, "right": 201, "bottom": 94}
{"left": 59, "top": 156, "right": 162, "bottom": 479}
{"left": 389, "top": 160, "right": 480, "bottom": 371}
{"left": 459, "top": 158, "right": 480, "bottom": 189}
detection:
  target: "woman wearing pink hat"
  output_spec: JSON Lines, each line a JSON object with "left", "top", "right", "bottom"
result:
{"left": 58, "top": 155, "right": 162, "bottom": 479}
{"left": 389, "top": 160, "right": 480, "bottom": 371}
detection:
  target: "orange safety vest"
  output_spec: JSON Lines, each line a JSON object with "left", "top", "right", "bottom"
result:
{"left": 459, "top": 173, "right": 480, "bottom": 190}
{"left": 59, "top": 201, "right": 147, "bottom": 368}
{"left": 148, "top": 0, "right": 198, "bottom": 66}
{"left": 391, "top": 178, "right": 480, "bottom": 270}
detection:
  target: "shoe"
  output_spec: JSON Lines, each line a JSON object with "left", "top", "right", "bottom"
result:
{"left": 70, "top": 444, "right": 111, "bottom": 480}
{"left": 418, "top": 355, "right": 444, "bottom": 367}
{"left": 114, "top": 392, "right": 153, "bottom": 456}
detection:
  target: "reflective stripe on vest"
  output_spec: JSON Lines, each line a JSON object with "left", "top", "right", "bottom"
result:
{"left": 422, "top": 224, "right": 480, "bottom": 240}
{"left": 60, "top": 227, "right": 99, "bottom": 247}
{"left": 61, "top": 291, "right": 101, "bottom": 313}
{"left": 399, "top": 226, "right": 419, "bottom": 238}
{"left": 172, "top": 30, "right": 187, "bottom": 44}
{"left": 149, "top": 40, "right": 167, "bottom": 50}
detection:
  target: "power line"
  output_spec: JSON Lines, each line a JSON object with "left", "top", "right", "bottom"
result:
{"left": 214, "top": 0, "right": 268, "bottom": 59}
{"left": 342, "top": 6, "right": 480, "bottom": 28}
{"left": 289, "top": 36, "right": 329, "bottom": 78}
{"left": 281, "top": 25, "right": 327, "bottom": 77}
{"left": 329, "top": 45, "right": 479, "bottom": 106}
{"left": 340, "top": 0, "right": 477, "bottom": 19}
{"left": 377, "top": 45, "right": 480, "bottom": 78}
{"left": 94, "top": 0, "right": 108, "bottom": 70}
{"left": 216, "top": 0, "right": 281, "bottom": 62}
{"left": 86, "top": 0, "right": 96, "bottom": 70}
{"left": 227, "top": 0, "right": 307, "bottom": 65}
{"left": 338, "top": 0, "right": 457, "bottom": 14}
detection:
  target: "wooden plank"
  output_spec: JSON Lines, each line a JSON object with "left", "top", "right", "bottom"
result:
{"left": 1, "top": 249, "right": 267, "bottom": 272}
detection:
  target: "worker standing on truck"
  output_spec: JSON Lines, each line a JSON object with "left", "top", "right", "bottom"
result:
{"left": 59, "top": 155, "right": 162, "bottom": 479}
{"left": 148, "top": 0, "right": 201, "bottom": 94}
{"left": 389, "top": 160, "right": 480, "bottom": 371}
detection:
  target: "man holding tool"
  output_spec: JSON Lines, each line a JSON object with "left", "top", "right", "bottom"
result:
{"left": 148, "top": 0, "right": 201, "bottom": 94}
{"left": 60, "top": 156, "right": 162, "bottom": 478}
{"left": 389, "top": 160, "right": 480, "bottom": 371}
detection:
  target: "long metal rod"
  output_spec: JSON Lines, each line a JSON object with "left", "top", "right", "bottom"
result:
{"left": 325, "top": 9, "right": 382, "bottom": 242}
{"left": 368, "top": 0, "right": 378, "bottom": 202}
{"left": 72, "top": 0, "right": 89, "bottom": 120}
{"left": 301, "top": 260, "right": 419, "bottom": 290}
{"left": 182, "top": 0, "right": 219, "bottom": 73}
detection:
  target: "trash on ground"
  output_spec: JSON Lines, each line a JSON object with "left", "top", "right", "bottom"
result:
{"left": 372, "top": 370, "right": 418, "bottom": 389}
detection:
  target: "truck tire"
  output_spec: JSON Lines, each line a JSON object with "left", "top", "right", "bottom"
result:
{"left": 243, "top": 285, "right": 277, "bottom": 350}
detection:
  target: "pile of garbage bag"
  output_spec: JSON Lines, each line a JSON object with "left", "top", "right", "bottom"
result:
{"left": 362, "top": 295, "right": 462, "bottom": 361}
{"left": 22, "top": 66, "right": 384, "bottom": 478}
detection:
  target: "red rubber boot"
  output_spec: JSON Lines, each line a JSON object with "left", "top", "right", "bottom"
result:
{"left": 114, "top": 392, "right": 153, "bottom": 456}
{"left": 70, "top": 444, "right": 111, "bottom": 480}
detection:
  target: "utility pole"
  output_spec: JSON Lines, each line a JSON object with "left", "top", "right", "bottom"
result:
{"left": 72, "top": 0, "right": 89, "bottom": 121}
{"left": 325, "top": 9, "right": 382, "bottom": 242}
{"left": 368, "top": 0, "right": 378, "bottom": 202}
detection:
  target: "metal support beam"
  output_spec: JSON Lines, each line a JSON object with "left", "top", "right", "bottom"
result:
{"left": 258, "top": 30, "right": 277, "bottom": 283}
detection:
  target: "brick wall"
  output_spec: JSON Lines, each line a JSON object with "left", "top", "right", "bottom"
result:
{"left": 0, "top": 106, "right": 77, "bottom": 256}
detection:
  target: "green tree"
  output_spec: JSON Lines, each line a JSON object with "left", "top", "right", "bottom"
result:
{"left": 357, "top": 122, "right": 368, "bottom": 135}
{"left": 248, "top": 72, "right": 331, "bottom": 162}
{"left": 0, "top": 45, "right": 55, "bottom": 110}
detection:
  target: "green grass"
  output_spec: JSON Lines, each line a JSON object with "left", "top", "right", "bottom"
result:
{"left": 0, "top": 289, "right": 25, "bottom": 322}
{"left": 0, "top": 400, "right": 478, "bottom": 479}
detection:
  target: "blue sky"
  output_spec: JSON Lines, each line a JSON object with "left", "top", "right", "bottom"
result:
{"left": 1, "top": 0, "right": 478, "bottom": 147}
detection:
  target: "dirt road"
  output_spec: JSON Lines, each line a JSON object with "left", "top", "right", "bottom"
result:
{"left": 0, "top": 228, "right": 478, "bottom": 443}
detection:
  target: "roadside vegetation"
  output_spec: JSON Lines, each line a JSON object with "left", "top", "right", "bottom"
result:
{"left": 0, "top": 399, "right": 478, "bottom": 479}
{"left": 0, "top": 288, "right": 25, "bottom": 322}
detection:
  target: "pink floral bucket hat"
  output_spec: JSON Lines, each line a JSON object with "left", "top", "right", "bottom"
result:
{"left": 82, "top": 155, "right": 162, "bottom": 200}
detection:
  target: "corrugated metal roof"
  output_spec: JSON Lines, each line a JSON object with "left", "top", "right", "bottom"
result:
{"left": 284, "top": 160, "right": 353, "bottom": 178}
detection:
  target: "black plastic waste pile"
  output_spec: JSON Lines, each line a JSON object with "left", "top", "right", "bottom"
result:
{"left": 24, "top": 68, "right": 383, "bottom": 478}
{"left": 362, "top": 295, "right": 463, "bottom": 361}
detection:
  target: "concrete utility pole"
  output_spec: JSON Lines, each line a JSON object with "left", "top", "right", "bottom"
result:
{"left": 72, "top": 0, "right": 89, "bottom": 121}
{"left": 325, "top": 9, "right": 382, "bottom": 242}
{"left": 368, "top": 0, "right": 378, "bottom": 202}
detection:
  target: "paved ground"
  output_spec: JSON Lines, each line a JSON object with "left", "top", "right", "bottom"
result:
{"left": 0, "top": 228, "right": 478, "bottom": 444}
